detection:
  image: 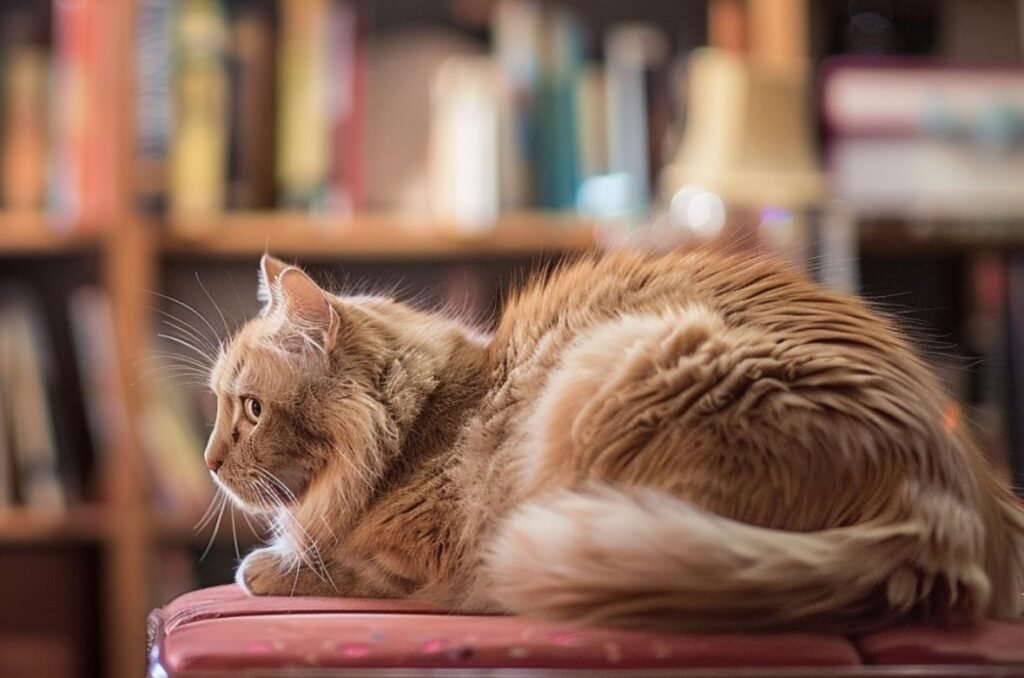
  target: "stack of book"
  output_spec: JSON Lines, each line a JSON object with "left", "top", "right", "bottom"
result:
{"left": 136, "top": 0, "right": 689, "bottom": 232}
{"left": 824, "top": 59, "right": 1024, "bottom": 484}
{"left": 138, "top": 0, "right": 364, "bottom": 223}
{"left": 0, "top": 2, "right": 118, "bottom": 229}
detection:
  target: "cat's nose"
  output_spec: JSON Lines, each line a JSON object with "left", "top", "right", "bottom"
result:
{"left": 205, "top": 453, "right": 224, "bottom": 473}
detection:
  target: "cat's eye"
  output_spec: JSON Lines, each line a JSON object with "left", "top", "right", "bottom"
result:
{"left": 243, "top": 396, "right": 262, "bottom": 423}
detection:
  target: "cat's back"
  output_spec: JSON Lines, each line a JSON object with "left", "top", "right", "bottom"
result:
{"left": 489, "top": 247, "right": 937, "bottom": 417}
{"left": 493, "top": 248, "right": 884, "bottom": 357}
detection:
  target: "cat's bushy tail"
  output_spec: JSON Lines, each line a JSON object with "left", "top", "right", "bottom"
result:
{"left": 486, "top": 486, "right": 1003, "bottom": 632}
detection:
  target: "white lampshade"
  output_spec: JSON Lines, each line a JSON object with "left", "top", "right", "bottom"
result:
{"left": 661, "top": 48, "right": 824, "bottom": 210}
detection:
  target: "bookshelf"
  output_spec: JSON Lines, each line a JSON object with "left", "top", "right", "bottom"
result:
{"left": 163, "top": 212, "right": 596, "bottom": 258}
{"left": 0, "top": 1, "right": 1021, "bottom": 678}
{"left": 0, "top": 213, "right": 102, "bottom": 255}
{"left": 0, "top": 506, "right": 110, "bottom": 544}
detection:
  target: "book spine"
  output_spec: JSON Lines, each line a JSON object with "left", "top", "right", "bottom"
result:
{"left": 135, "top": 0, "right": 174, "bottom": 215}
{"left": 169, "top": 0, "right": 230, "bottom": 224}
{"left": 49, "top": 0, "right": 91, "bottom": 229}
{"left": 428, "top": 56, "right": 501, "bottom": 233}
{"left": 1, "top": 44, "right": 48, "bottom": 212}
{"left": 1005, "top": 252, "right": 1024, "bottom": 494}
{"left": 276, "top": 0, "right": 332, "bottom": 211}
{"left": 605, "top": 24, "right": 668, "bottom": 216}
{"left": 85, "top": 0, "right": 121, "bottom": 227}
{"left": 0, "top": 297, "right": 64, "bottom": 509}
{"left": 537, "top": 8, "right": 582, "bottom": 210}
{"left": 326, "top": 1, "right": 361, "bottom": 214}
{"left": 227, "top": 1, "right": 275, "bottom": 210}
{"left": 493, "top": 0, "right": 543, "bottom": 209}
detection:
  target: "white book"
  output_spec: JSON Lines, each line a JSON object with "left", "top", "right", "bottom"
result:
{"left": 428, "top": 55, "right": 501, "bottom": 234}
{"left": 605, "top": 23, "right": 667, "bottom": 214}
{"left": 831, "top": 137, "right": 1024, "bottom": 219}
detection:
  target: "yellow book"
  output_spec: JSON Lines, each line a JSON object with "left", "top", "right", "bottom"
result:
{"left": 170, "top": 0, "right": 229, "bottom": 225}
{"left": 277, "top": 0, "right": 332, "bottom": 210}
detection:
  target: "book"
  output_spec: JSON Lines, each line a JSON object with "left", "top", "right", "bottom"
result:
{"left": 0, "top": 359, "right": 10, "bottom": 507}
{"left": 829, "top": 136, "right": 1024, "bottom": 218}
{"left": 605, "top": 23, "right": 669, "bottom": 215}
{"left": 0, "top": 290, "right": 64, "bottom": 509}
{"left": 327, "top": 1, "right": 364, "bottom": 214}
{"left": 1006, "top": 253, "right": 1024, "bottom": 493}
{"left": 139, "top": 367, "right": 213, "bottom": 518}
{"left": 428, "top": 55, "right": 501, "bottom": 233}
{"left": 363, "top": 28, "right": 482, "bottom": 213}
{"left": 170, "top": 0, "right": 230, "bottom": 223}
{"left": 0, "top": 11, "right": 48, "bottom": 212}
{"left": 962, "top": 255, "right": 1012, "bottom": 479}
{"left": 49, "top": 0, "right": 91, "bottom": 228}
{"left": 823, "top": 61, "right": 1024, "bottom": 137}
{"left": 536, "top": 8, "right": 583, "bottom": 210}
{"left": 226, "top": 0, "right": 275, "bottom": 210}
{"left": 276, "top": 0, "right": 332, "bottom": 210}
{"left": 66, "top": 287, "right": 131, "bottom": 502}
{"left": 493, "top": 0, "right": 543, "bottom": 209}
{"left": 136, "top": 0, "right": 174, "bottom": 214}
{"left": 575, "top": 65, "right": 607, "bottom": 181}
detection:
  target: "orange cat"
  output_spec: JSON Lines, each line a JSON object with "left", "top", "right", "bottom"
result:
{"left": 202, "top": 251, "right": 1024, "bottom": 631}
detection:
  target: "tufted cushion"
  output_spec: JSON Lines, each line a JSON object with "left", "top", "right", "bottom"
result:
{"left": 150, "top": 585, "right": 1024, "bottom": 676}
{"left": 149, "top": 585, "right": 861, "bottom": 675}
{"left": 857, "top": 620, "right": 1024, "bottom": 667}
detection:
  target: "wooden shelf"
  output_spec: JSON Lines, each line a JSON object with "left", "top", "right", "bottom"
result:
{"left": 154, "top": 513, "right": 266, "bottom": 549}
{"left": 858, "top": 216, "right": 1024, "bottom": 256}
{"left": 0, "top": 505, "right": 110, "bottom": 544}
{"left": 0, "top": 213, "right": 102, "bottom": 256}
{"left": 161, "top": 211, "right": 597, "bottom": 259}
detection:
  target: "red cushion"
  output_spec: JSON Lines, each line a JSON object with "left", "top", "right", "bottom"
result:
{"left": 152, "top": 586, "right": 862, "bottom": 674}
{"left": 160, "top": 584, "right": 441, "bottom": 635}
{"left": 857, "top": 620, "right": 1024, "bottom": 666}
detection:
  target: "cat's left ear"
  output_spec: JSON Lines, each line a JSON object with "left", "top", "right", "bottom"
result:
{"left": 277, "top": 268, "right": 339, "bottom": 354}
{"left": 258, "top": 254, "right": 338, "bottom": 354}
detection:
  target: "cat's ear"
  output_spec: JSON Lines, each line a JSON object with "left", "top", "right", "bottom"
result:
{"left": 258, "top": 254, "right": 289, "bottom": 314}
{"left": 277, "top": 267, "right": 339, "bottom": 354}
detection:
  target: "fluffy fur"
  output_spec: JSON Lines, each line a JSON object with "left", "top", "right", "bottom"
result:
{"left": 202, "top": 250, "right": 1024, "bottom": 631}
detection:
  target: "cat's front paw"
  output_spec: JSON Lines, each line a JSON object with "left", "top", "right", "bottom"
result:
{"left": 237, "top": 548, "right": 290, "bottom": 596}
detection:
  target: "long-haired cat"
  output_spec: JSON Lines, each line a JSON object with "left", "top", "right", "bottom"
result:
{"left": 202, "top": 251, "right": 1024, "bottom": 631}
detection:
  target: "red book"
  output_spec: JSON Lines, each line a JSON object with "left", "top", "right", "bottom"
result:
{"left": 328, "top": 2, "right": 365, "bottom": 213}
{"left": 50, "top": 0, "right": 119, "bottom": 230}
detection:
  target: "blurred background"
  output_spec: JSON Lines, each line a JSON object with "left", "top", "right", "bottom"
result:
{"left": 1, "top": 0, "right": 1023, "bottom": 675}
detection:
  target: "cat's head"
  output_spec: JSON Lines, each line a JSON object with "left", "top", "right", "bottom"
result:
{"left": 204, "top": 255, "right": 392, "bottom": 514}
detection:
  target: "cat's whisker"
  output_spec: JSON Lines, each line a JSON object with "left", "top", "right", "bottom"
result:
{"left": 136, "top": 364, "right": 208, "bottom": 385}
{"left": 135, "top": 359, "right": 208, "bottom": 377}
{"left": 253, "top": 479, "right": 331, "bottom": 587}
{"left": 157, "top": 333, "right": 217, "bottom": 367}
{"left": 148, "top": 291, "right": 226, "bottom": 354}
{"left": 200, "top": 494, "right": 229, "bottom": 562}
{"left": 336, "top": 453, "right": 375, "bottom": 493}
{"left": 148, "top": 374, "right": 211, "bottom": 392}
{"left": 290, "top": 553, "right": 302, "bottom": 597}
{"left": 196, "top": 273, "right": 236, "bottom": 338}
{"left": 252, "top": 473, "right": 334, "bottom": 589}
{"left": 149, "top": 300, "right": 221, "bottom": 346}
{"left": 158, "top": 312, "right": 221, "bottom": 357}
{"left": 230, "top": 505, "right": 240, "bottom": 561}
{"left": 194, "top": 487, "right": 225, "bottom": 532}
{"left": 237, "top": 505, "right": 269, "bottom": 544}
{"left": 319, "top": 516, "right": 339, "bottom": 546}
{"left": 142, "top": 352, "right": 212, "bottom": 375}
